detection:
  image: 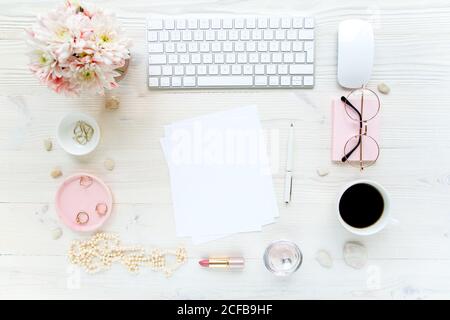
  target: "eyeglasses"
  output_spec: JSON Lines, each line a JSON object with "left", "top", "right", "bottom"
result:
{"left": 341, "top": 86, "right": 380, "bottom": 171}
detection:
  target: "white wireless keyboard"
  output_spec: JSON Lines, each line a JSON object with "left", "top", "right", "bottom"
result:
{"left": 147, "top": 15, "right": 315, "bottom": 89}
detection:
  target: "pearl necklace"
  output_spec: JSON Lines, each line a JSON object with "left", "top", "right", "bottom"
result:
{"left": 68, "top": 232, "right": 187, "bottom": 277}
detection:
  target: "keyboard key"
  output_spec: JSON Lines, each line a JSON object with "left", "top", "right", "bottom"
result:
{"left": 197, "top": 76, "right": 253, "bottom": 86}
{"left": 257, "top": 41, "right": 268, "bottom": 51}
{"left": 260, "top": 53, "right": 270, "bottom": 63}
{"left": 180, "top": 54, "right": 190, "bottom": 63}
{"left": 199, "top": 19, "right": 210, "bottom": 29}
{"left": 283, "top": 53, "right": 294, "bottom": 63}
{"left": 272, "top": 53, "right": 282, "bottom": 63}
{"left": 148, "top": 31, "right": 158, "bottom": 41}
{"left": 159, "top": 31, "right": 169, "bottom": 41}
{"left": 162, "top": 65, "right": 173, "bottom": 75}
{"left": 165, "top": 42, "right": 175, "bottom": 52}
{"left": 205, "top": 30, "right": 215, "bottom": 40}
{"left": 208, "top": 65, "right": 219, "bottom": 75}
{"left": 257, "top": 17, "right": 268, "bottom": 28}
{"left": 217, "top": 30, "right": 227, "bottom": 40}
{"left": 292, "top": 17, "right": 304, "bottom": 28}
{"left": 211, "top": 18, "right": 221, "bottom": 29}
{"left": 193, "top": 30, "right": 204, "bottom": 41}
{"left": 160, "top": 77, "right": 171, "bottom": 86}
{"left": 214, "top": 53, "right": 224, "bottom": 63}
{"left": 176, "top": 19, "right": 186, "bottom": 29}
{"left": 237, "top": 53, "right": 247, "bottom": 63}
{"left": 246, "top": 41, "right": 256, "bottom": 52}
{"left": 281, "top": 17, "right": 291, "bottom": 28}
{"left": 183, "top": 77, "right": 196, "bottom": 86}
{"left": 235, "top": 18, "right": 245, "bottom": 29}
{"left": 287, "top": 29, "right": 297, "bottom": 40}
{"left": 304, "top": 17, "right": 314, "bottom": 29}
{"left": 176, "top": 43, "right": 187, "bottom": 52}
{"left": 200, "top": 42, "right": 210, "bottom": 52}
{"left": 241, "top": 29, "right": 250, "bottom": 40}
{"left": 223, "top": 19, "right": 233, "bottom": 29}
{"left": 269, "top": 76, "right": 279, "bottom": 85}
{"left": 186, "top": 65, "right": 196, "bottom": 75}
{"left": 187, "top": 19, "right": 198, "bottom": 29}
{"left": 188, "top": 42, "right": 199, "bottom": 52}
{"left": 269, "top": 41, "right": 279, "bottom": 51}
{"left": 231, "top": 65, "right": 242, "bottom": 74}
{"left": 289, "top": 64, "right": 314, "bottom": 74}
{"left": 280, "top": 76, "right": 291, "bottom": 85}
{"left": 197, "top": 65, "right": 207, "bottom": 75}
{"left": 299, "top": 29, "right": 314, "bottom": 40}
{"left": 191, "top": 54, "right": 201, "bottom": 64}
{"left": 149, "top": 54, "right": 166, "bottom": 64}
{"left": 252, "top": 29, "right": 262, "bottom": 40}
{"left": 307, "top": 49, "right": 314, "bottom": 63}
{"left": 267, "top": 65, "right": 277, "bottom": 75}
{"left": 280, "top": 41, "right": 291, "bottom": 51}
{"left": 304, "top": 76, "right": 314, "bottom": 86}
{"left": 255, "top": 76, "right": 268, "bottom": 85}
{"left": 182, "top": 30, "right": 192, "bottom": 41}
{"left": 164, "top": 19, "right": 175, "bottom": 30}
{"left": 243, "top": 64, "right": 253, "bottom": 74}
{"left": 149, "top": 19, "right": 163, "bottom": 30}
{"left": 263, "top": 29, "right": 274, "bottom": 40}
{"left": 148, "top": 66, "right": 161, "bottom": 76}
{"left": 295, "top": 52, "right": 306, "bottom": 63}
{"left": 172, "top": 77, "right": 182, "bottom": 86}
{"left": 278, "top": 65, "right": 288, "bottom": 74}
{"left": 246, "top": 18, "right": 256, "bottom": 28}
{"left": 220, "top": 65, "right": 230, "bottom": 75}
{"left": 174, "top": 65, "right": 184, "bottom": 75}
{"left": 223, "top": 42, "right": 233, "bottom": 52}
{"left": 170, "top": 30, "right": 181, "bottom": 41}
{"left": 275, "top": 29, "right": 285, "bottom": 40}
{"left": 249, "top": 53, "right": 259, "bottom": 63}
{"left": 235, "top": 42, "right": 245, "bottom": 52}
{"left": 229, "top": 30, "right": 239, "bottom": 40}
{"left": 225, "top": 53, "right": 236, "bottom": 63}
{"left": 149, "top": 77, "right": 159, "bottom": 87}
{"left": 292, "top": 76, "right": 303, "bottom": 85}
{"left": 203, "top": 53, "right": 213, "bottom": 63}
{"left": 292, "top": 41, "right": 304, "bottom": 51}
{"left": 255, "top": 65, "right": 265, "bottom": 74}
{"left": 269, "top": 17, "right": 280, "bottom": 29}
{"left": 168, "top": 54, "right": 178, "bottom": 64}
{"left": 148, "top": 43, "right": 164, "bottom": 53}
{"left": 211, "top": 42, "right": 221, "bottom": 52}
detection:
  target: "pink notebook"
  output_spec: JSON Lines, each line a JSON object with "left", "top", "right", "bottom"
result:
{"left": 331, "top": 98, "right": 380, "bottom": 162}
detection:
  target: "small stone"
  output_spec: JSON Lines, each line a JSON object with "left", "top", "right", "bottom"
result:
{"left": 43, "top": 138, "right": 52, "bottom": 151}
{"left": 315, "top": 250, "right": 333, "bottom": 268}
{"left": 51, "top": 227, "right": 63, "bottom": 240}
{"left": 377, "top": 82, "right": 391, "bottom": 95}
{"left": 343, "top": 241, "right": 368, "bottom": 269}
{"left": 105, "top": 96, "right": 120, "bottom": 110}
{"left": 104, "top": 158, "right": 115, "bottom": 171}
{"left": 51, "top": 168, "right": 62, "bottom": 179}
{"left": 316, "top": 167, "right": 330, "bottom": 177}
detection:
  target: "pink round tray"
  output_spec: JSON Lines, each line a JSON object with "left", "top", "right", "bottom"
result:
{"left": 55, "top": 173, "right": 113, "bottom": 232}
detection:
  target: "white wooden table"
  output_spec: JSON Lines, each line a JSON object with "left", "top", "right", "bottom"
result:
{"left": 1, "top": 0, "right": 450, "bottom": 300}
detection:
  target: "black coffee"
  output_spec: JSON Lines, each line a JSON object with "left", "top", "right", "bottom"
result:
{"left": 339, "top": 183, "right": 384, "bottom": 228}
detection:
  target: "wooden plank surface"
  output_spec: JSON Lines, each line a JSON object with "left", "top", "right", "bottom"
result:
{"left": 1, "top": 0, "right": 450, "bottom": 299}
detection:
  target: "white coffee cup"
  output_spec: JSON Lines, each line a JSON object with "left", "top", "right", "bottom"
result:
{"left": 337, "top": 179, "right": 391, "bottom": 236}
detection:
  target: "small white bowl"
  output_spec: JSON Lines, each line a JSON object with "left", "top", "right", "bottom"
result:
{"left": 57, "top": 112, "right": 100, "bottom": 156}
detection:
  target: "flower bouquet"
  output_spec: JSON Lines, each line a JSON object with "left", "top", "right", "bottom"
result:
{"left": 26, "top": 0, "right": 131, "bottom": 95}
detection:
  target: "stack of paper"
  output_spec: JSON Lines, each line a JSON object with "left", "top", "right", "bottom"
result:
{"left": 161, "top": 106, "right": 279, "bottom": 244}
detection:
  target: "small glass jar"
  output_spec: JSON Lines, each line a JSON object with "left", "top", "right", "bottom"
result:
{"left": 263, "top": 240, "right": 303, "bottom": 276}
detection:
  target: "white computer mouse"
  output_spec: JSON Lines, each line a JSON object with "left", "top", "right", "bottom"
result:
{"left": 338, "top": 19, "right": 374, "bottom": 89}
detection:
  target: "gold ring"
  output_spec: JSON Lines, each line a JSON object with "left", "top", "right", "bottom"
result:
{"left": 76, "top": 211, "right": 90, "bottom": 225}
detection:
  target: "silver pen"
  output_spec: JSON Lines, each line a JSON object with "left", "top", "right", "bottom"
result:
{"left": 284, "top": 123, "right": 294, "bottom": 204}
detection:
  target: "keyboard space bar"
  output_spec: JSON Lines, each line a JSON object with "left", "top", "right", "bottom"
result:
{"left": 197, "top": 76, "right": 253, "bottom": 87}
